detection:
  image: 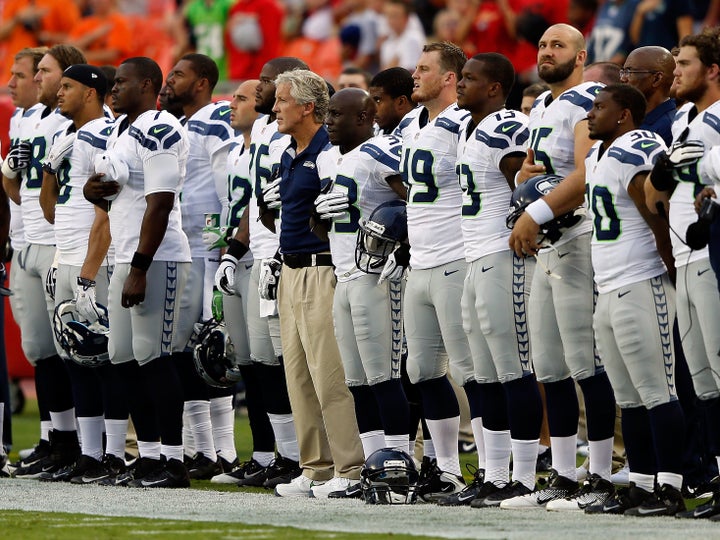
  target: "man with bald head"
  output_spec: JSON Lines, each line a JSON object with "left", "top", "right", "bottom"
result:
{"left": 503, "top": 23, "right": 617, "bottom": 509}
{"left": 620, "top": 46, "right": 677, "bottom": 145}
{"left": 312, "top": 88, "right": 409, "bottom": 497}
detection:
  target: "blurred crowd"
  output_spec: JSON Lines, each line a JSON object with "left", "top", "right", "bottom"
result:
{"left": 0, "top": 0, "right": 719, "bottom": 104}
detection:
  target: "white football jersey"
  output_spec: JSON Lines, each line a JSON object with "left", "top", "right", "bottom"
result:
{"left": 17, "top": 105, "right": 71, "bottom": 245}
{"left": 8, "top": 106, "right": 34, "bottom": 251}
{"left": 586, "top": 130, "right": 668, "bottom": 293}
{"left": 399, "top": 103, "right": 470, "bottom": 269}
{"left": 456, "top": 108, "right": 530, "bottom": 261}
{"left": 316, "top": 134, "right": 403, "bottom": 280}
{"left": 528, "top": 82, "right": 603, "bottom": 245}
{"left": 225, "top": 140, "right": 253, "bottom": 264}
{"left": 104, "top": 110, "right": 191, "bottom": 264}
{"left": 668, "top": 101, "right": 720, "bottom": 266}
{"left": 55, "top": 117, "right": 115, "bottom": 266}
{"left": 181, "top": 101, "right": 235, "bottom": 257}
{"left": 248, "top": 115, "right": 290, "bottom": 259}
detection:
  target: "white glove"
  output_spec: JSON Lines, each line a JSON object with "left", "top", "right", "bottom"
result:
{"left": 42, "top": 132, "right": 75, "bottom": 174}
{"left": 666, "top": 139, "right": 705, "bottom": 168}
{"left": 215, "top": 254, "right": 237, "bottom": 295}
{"left": 262, "top": 178, "right": 282, "bottom": 209}
{"left": 202, "top": 225, "right": 232, "bottom": 250}
{"left": 45, "top": 263, "right": 57, "bottom": 301}
{"left": 2, "top": 142, "right": 31, "bottom": 178}
{"left": 259, "top": 255, "right": 282, "bottom": 300}
{"left": 314, "top": 191, "right": 350, "bottom": 220}
{"left": 75, "top": 277, "right": 102, "bottom": 322}
{"left": 378, "top": 243, "right": 410, "bottom": 284}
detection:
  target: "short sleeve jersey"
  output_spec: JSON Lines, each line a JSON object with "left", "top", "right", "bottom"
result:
{"left": 55, "top": 117, "right": 115, "bottom": 265}
{"left": 17, "top": 106, "right": 71, "bottom": 245}
{"left": 181, "top": 101, "right": 235, "bottom": 257}
{"left": 585, "top": 129, "right": 667, "bottom": 293}
{"left": 668, "top": 100, "right": 720, "bottom": 266}
{"left": 248, "top": 115, "right": 290, "bottom": 259}
{"left": 528, "top": 81, "right": 603, "bottom": 245}
{"left": 456, "top": 108, "right": 529, "bottom": 261}
{"left": 399, "top": 103, "right": 470, "bottom": 269}
{"left": 104, "top": 110, "right": 191, "bottom": 263}
{"left": 316, "top": 134, "right": 403, "bottom": 280}
{"left": 225, "top": 141, "right": 253, "bottom": 264}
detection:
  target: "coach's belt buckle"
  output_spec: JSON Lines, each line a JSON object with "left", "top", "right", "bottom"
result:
{"left": 310, "top": 253, "right": 317, "bottom": 266}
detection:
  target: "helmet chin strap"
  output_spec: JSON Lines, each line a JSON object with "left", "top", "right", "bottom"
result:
{"left": 533, "top": 240, "right": 563, "bottom": 280}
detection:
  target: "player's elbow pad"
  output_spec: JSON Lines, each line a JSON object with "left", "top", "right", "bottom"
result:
{"left": 143, "top": 153, "right": 182, "bottom": 194}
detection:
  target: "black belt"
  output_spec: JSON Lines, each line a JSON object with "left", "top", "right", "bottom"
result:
{"left": 283, "top": 253, "right": 334, "bottom": 269}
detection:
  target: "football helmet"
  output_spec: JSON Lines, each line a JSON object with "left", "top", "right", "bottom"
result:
{"left": 360, "top": 447, "right": 419, "bottom": 504}
{"left": 53, "top": 300, "right": 110, "bottom": 367}
{"left": 192, "top": 319, "right": 242, "bottom": 388}
{"left": 506, "top": 174, "right": 586, "bottom": 245}
{"left": 355, "top": 200, "right": 408, "bottom": 273}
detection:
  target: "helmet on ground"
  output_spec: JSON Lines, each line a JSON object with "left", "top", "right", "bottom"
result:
{"left": 192, "top": 319, "right": 241, "bottom": 388}
{"left": 53, "top": 300, "right": 110, "bottom": 367}
{"left": 506, "top": 174, "right": 586, "bottom": 245}
{"left": 355, "top": 199, "right": 407, "bottom": 273}
{"left": 360, "top": 447, "right": 419, "bottom": 504}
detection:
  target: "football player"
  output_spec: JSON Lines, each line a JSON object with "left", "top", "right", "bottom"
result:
{"left": 3, "top": 46, "right": 47, "bottom": 472}
{"left": 268, "top": 69, "right": 365, "bottom": 498}
{"left": 581, "top": 84, "right": 686, "bottom": 516}
{"left": 505, "top": 24, "right": 617, "bottom": 508}
{"left": 647, "top": 28, "right": 720, "bottom": 519}
{"left": 164, "top": 53, "right": 236, "bottom": 480}
{"left": 9, "top": 45, "right": 87, "bottom": 479}
{"left": 312, "top": 87, "right": 409, "bottom": 497}
{"left": 397, "top": 42, "right": 480, "bottom": 502}
{"left": 206, "top": 79, "right": 262, "bottom": 484}
{"left": 37, "top": 65, "right": 123, "bottom": 484}
{"left": 368, "top": 67, "right": 417, "bottom": 136}
{"left": 83, "top": 57, "right": 191, "bottom": 488}
{"left": 441, "top": 53, "right": 543, "bottom": 508}
{"left": 215, "top": 57, "right": 307, "bottom": 489}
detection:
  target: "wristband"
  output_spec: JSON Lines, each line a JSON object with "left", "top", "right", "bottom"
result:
{"left": 525, "top": 199, "right": 554, "bottom": 225}
{"left": 513, "top": 170, "right": 522, "bottom": 188}
{"left": 130, "top": 251, "right": 153, "bottom": 272}
{"left": 77, "top": 276, "right": 96, "bottom": 288}
{"left": 226, "top": 238, "right": 249, "bottom": 259}
{"left": 1, "top": 160, "right": 17, "bottom": 179}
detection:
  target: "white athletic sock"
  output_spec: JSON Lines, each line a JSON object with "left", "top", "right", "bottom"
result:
{"left": 210, "top": 396, "right": 236, "bottom": 463}
{"left": 716, "top": 455, "right": 720, "bottom": 473}
{"left": 657, "top": 471, "right": 683, "bottom": 490}
{"left": 137, "top": 441, "right": 161, "bottom": 460}
{"left": 511, "top": 438, "right": 539, "bottom": 489}
{"left": 105, "top": 418, "right": 128, "bottom": 458}
{"left": 182, "top": 409, "right": 195, "bottom": 458}
{"left": 423, "top": 438, "right": 436, "bottom": 459}
{"left": 538, "top": 443, "right": 549, "bottom": 454}
{"left": 629, "top": 472, "right": 655, "bottom": 493}
{"left": 40, "top": 420, "right": 52, "bottom": 441}
{"left": 267, "top": 412, "right": 299, "bottom": 461}
{"left": 588, "top": 436, "right": 613, "bottom": 481}
{"left": 359, "top": 430, "right": 386, "bottom": 459}
{"left": 161, "top": 444, "right": 184, "bottom": 462}
{"left": 483, "top": 428, "right": 511, "bottom": 484}
{"left": 385, "top": 434, "right": 410, "bottom": 454}
{"left": 425, "top": 417, "right": 461, "bottom": 476}
{"left": 550, "top": 434, "right": 577, "bottom": 481}
{"left": 470, "top": 417, "right": 486, "bottom": 469}
{"left": 49, "top": 408, "right": 76, "bottom": 432}
{"left": 77, "top": 416, "right": 104, "bottom": 460}
{"left": 252, "top": 451, "right": 275, "bottom": 467}
{"left": 0, "top": 403, "right": 4, "bottom": 451}
{"left": 184, "top": 400, "right": 216, "bottom": 458}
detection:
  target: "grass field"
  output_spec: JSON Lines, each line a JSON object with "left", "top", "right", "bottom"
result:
{"left": 2, "top": 397, "right": 719, "bottom": 539}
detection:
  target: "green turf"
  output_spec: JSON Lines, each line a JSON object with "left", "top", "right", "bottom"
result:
{"left": 0, "top": 509, "right": 428, "bottom": 540}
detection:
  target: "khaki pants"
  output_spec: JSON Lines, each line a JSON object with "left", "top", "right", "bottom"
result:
{"left": 278, "top": 263, "right": 364, "bottom": 481}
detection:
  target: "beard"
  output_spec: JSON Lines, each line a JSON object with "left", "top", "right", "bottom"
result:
{"left": 676, "top": 77, "right": 708, "bottom": 105}
{"left": 538, "top": 57, "right": 576, "bottom": 85}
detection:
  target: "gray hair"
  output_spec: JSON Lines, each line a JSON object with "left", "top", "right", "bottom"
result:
{"left": 275, "top": 69, "right": 329, "bottom": 123}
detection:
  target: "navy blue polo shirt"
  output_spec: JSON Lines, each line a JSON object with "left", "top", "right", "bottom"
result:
{"left": 641, "top": 98, "right": 676, "bottom": 146}
{"left": 278, "top": 126, "right": 332, "bottom": 255}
